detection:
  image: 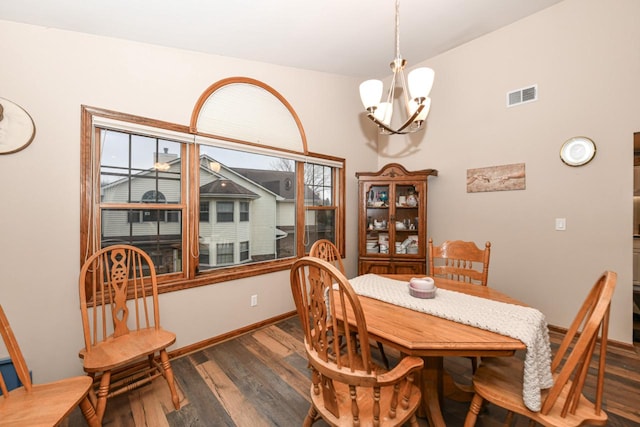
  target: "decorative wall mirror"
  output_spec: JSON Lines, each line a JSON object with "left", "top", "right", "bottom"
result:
{"left": 0, "top": 97, "right": 36, "bottom": 155}
{"left": 560, "top": 136, "right": 596, "bottom": 167}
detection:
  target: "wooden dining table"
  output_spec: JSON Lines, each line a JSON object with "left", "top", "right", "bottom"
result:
{"left": 349, "top": 274, "right": 528, "bottom": 427}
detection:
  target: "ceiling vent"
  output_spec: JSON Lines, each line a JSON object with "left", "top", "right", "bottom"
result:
{"left": 507, "top": 84, "right": 538, "bottom": 107}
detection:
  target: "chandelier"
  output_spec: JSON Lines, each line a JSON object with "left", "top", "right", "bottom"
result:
{"left": 359, "top": 0, "right": 435, "bottom": 135}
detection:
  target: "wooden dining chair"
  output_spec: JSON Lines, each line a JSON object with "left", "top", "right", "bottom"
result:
{"left": 290, "top": 256, "right": 424, "bottom": 426}
{"left": 78, "top": 244, "right": 180, "bottom": 423}
{"left": 428, "top": 238, "right": 491, "bottom": 286}
{"left": 464, "top": 270, "right": 617, "bottom": 427}
{"left": 429, "top": 238, "right": 491, "bottom": 373}
{"left": 310, "top": 239, "right": 391, "bottom": 369}
{"left": 0, "top": 304, "right": 100, "bottom": 427}
{"left": 309, "top": 239, "right": 345, "bottom": 273}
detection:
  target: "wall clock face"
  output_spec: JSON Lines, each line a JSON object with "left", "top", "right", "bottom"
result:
{"left": 0, "top": 97, "right": 36, "bottom": 155}
{"left": 560, "top": 136, "right": 596, "bottom": 167}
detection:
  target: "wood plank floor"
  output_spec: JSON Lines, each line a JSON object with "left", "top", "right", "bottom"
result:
{"left": 64, "top": 316, "right": 640, "bottom": 426}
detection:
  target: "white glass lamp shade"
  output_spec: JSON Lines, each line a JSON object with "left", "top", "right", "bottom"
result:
{"left": 359, "top": 79, "right": 384, "bottom": 110}
{"left": 373, "top": 102, "right": 393, "bottom": 125}
{"left": 408, "top": 67, "right": 435, "bottom": 100}
{"left": 409, "top": 97, "right": 431, "bottom": 122}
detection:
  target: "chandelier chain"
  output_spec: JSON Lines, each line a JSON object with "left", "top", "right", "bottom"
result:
{"left": 395, "top": 0, "right": 401, "bottom": 60}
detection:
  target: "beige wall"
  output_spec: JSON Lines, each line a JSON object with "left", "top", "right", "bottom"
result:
{"left": 0, "top": 20, "right": 375, "bottom": 382}
{"left": 0, "top": 0, "right": 637, "bottom": 383}
{"left": 382, "top": 0, "right": 639, "bottom": 343}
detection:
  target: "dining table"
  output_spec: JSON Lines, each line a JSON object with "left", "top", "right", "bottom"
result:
{"left": 343, "top": 274, "right": 529, "bottom": 427}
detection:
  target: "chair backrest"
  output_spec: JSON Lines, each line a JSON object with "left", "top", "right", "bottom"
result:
{"left": 541, "top": 271, "right": 616, "bottom": 418}
{"left": 79, "top": 245, "right": 161, "bottom": 353}
{"left": 0, "top": 305, "right": 32, "bottom": 397}
{"left": 309, "top": 239, "right": 345, "bottom": 274}
{"left": 291, "top": 257, "right": 372, "bottom": 373}
{"left": 428, "top": 238, "right": 491, "bottom": 286}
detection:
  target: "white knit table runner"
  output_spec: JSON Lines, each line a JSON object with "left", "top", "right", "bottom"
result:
{"left": 349, "top": 274, "right": 553, "bottom": 411}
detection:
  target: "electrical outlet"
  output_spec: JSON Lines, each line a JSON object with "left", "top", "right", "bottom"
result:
{"left": 555, "top": 218, "right": 566, "bottom": 231}
{"left": 250, "top": 294, "right": 258, "bottom": 307}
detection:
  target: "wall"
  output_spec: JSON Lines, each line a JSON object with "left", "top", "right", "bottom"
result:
{"left": 0, "top": 20, "right": 376, "bottom": 382}
{"left": 381, "top": 0, "right": 640, "bottom": 343}
{"left": 2, "top": 0, "right": 637, "bottom": 384}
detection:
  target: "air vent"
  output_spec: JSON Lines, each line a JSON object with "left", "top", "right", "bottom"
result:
{"left": 507, "top": 84, "right": 538, "bottom": 107}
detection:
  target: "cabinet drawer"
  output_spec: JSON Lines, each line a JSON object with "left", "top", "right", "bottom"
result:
{"left": 358, "top": 259, "right": 426, "bottom": 276}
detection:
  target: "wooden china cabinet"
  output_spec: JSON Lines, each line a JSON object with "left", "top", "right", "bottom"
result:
{"left": 356, "top": 163, "right": 437, "bottom": 275}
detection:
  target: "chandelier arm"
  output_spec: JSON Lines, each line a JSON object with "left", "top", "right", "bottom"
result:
{"left": 394, "top": 103, "right": 424, "bottom": 132}
{"left": 398, "top": 70, "right": 412, "bottom": 116}
{"left": 385, "top": 72, "right": 398, "bottom": 105}
{"left": 365, "top": 103, "right": 424, "bottom": 135}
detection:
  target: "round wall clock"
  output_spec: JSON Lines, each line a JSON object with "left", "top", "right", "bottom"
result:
{"left": 0, "top": 97, "right": 36, "bottom": 155}
{"left": 560, "top": 136, "right": 596, "bottom": 167}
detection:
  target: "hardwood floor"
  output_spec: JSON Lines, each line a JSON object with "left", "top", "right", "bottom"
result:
{"left": 64, "top": 316, "right": 640, "bottom": 426}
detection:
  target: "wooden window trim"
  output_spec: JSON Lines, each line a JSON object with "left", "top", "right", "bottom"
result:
{"left": 80, "top": 105, "right": 345, "bottom": 297}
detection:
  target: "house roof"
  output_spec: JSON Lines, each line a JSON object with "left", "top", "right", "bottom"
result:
{"left": 199, "top": 179, "right": 259, "bottom": 199}
{"left": 232, "top": 168, "right": 296, "bottom": 200}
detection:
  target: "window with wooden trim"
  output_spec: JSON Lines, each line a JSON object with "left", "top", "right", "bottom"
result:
{"left": 81, "top": 95, "right": 344, "bottom": 294}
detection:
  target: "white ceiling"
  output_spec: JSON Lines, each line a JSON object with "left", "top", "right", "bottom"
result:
{"left": 0, "top": 0, "right": 563, "bottom": 78}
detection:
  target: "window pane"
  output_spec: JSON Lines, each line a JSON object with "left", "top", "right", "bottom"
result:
{"left": 240, "top": 202, "right": 249, "bottom": 222}
{"left": 216, "top": 242, "right": 234, "bottom": 265}
{"left": 199, "top": 201, "right": 210, "bottom": 222}
{"left": 304, "top": 209, "right": 336, "bottom": 252}
{"left": 216, "top": 201, "right": 234, "bottom": 222}
{"left": 240, "top": 241, "right": 250, "bottom": 261}
{"left": 101, "top": 208, "right": 182, "bottom": 274}
{"left": 100, "top": 130, "right": 181, "bottom": 203}
{"left": 198, "top": 145, "right": 296, "bottom": 271}
{"left": 304, "top": 163, "right": 333, "bottom": 206}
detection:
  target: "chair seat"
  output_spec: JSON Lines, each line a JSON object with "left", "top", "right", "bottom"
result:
{"left": 80, "top": 328, "right": 176, "bottom": 371}
{"left": 310, "top": 380, "right": 422, "bottom": 426}
{"left": 0, "top": 376, "right": 94, "bottom": 426}
{"left": 473, "top": 357, "right": 608, "bottom": 427}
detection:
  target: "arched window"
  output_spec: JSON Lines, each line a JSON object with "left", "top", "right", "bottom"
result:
{"left": 142, "top": 190, "right": 166, "bottom": 203}
{"left": 81, "top": 78, "right": 345, "bottom": 294}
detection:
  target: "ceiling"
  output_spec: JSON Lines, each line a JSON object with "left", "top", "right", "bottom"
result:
{"left": 0, "top": 0, "right": 563, "bottom": 78}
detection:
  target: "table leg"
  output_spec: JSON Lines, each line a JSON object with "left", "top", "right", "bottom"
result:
{"left": 443, "top": 369, "right": 474, "bottom": 402}
{"left": 421, "top": 356, "right": 446, "bottom": 427}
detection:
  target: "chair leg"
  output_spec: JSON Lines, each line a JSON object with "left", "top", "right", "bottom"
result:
{"left": 303, "top": 405, "right": 318, "bottom": 427}
{"left": 86, "top": 372, "right": 98, "bottom": 409}
{"left": 160, "top": 349, "right": 180, "bottom": 410}
{"left": 79, "top": 395, "right": 100, "bottom": 427}
{"left": 463, "top": 393, "right": 484, "bottom": 427}
{"left": 377, "top": 341, "right": 390, "bottom": 370}
{"left": 95, "top": 371, "right": 111, "bottom": 424}
{"left": 503, "top": 411, "right": 516, "bottom": 426}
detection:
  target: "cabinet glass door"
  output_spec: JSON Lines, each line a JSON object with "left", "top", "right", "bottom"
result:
{"left": 392, "top": 184, "right": 420, "bottom": 256}
{"left": 365, "top": 184, "right": 390, "bottom": 255}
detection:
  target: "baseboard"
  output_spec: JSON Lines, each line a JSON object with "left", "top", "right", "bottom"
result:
{"left": 548, "top": 324, "right": 637, "bottom": 353}
{"left": 168, "top": 310, "right": 298, "bottom": 359}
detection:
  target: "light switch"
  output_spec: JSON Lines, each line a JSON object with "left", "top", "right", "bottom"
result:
{"left": 555, "top": 218, "right": 566, "bottom": 231}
